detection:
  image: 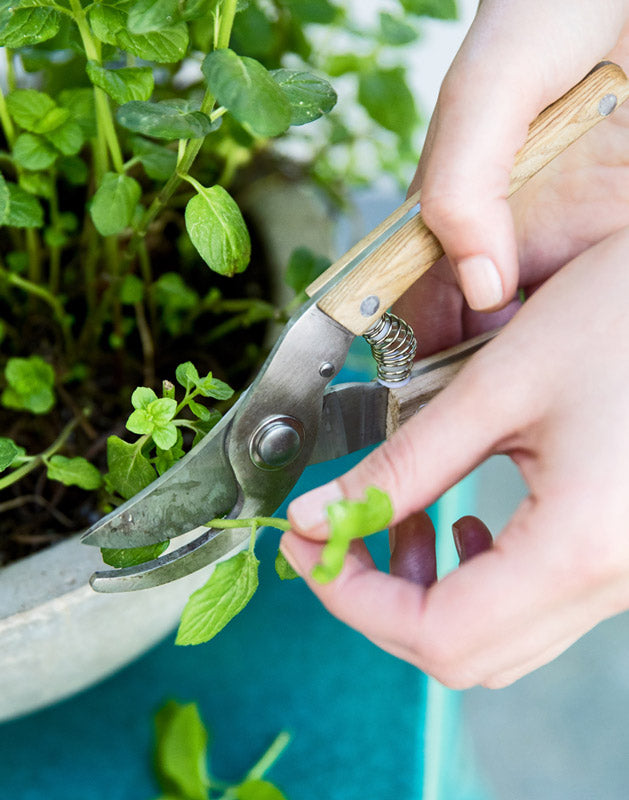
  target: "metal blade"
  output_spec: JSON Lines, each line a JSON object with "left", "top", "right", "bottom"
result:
{"left": 81, "top": 407, "right": 239, "bottom": 549}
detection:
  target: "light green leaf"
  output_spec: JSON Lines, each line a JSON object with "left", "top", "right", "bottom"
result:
{"left": 176, "top": 550, "right": 259, "bottom": 645}
{"left": 46, "top": 455, "right": 102, "bottom": 490}
{"left": 118, "top": 23, "right": 189, "bottom": 63}
{"left": 0, "top": 437, "right": 22, "bottom": 472}
{"left": 236, "top": 779, "right": 288, "bottom": 800}
{"left": 275, "top": 550, "right": 298, "bottom": 581}
{"left": 0, "top": 6, "right": 61, "bottom": 47}
{"left": 117, "top": 99, "right": 213, "bottom": 140}
{"left": 202, "top": 48, "right": 291, "bottom": 138}
{"left": 6, "top": 89, "right": 58, "bottom": 133}
{"left": 43, "top": 119, "right": 84, "bottom": 156}
{"left": 154, "top": 701, "right": 210, "bottom": 800}
{"left": 87, "top": 4, "right": 126, "bottom": 45}
{"left": 378, "top": 12, "right": 418, "bottom": 44}
{"left": 131, "top": 386, "right": 159, "bottom": 409}
{"left": 0, "top": 174, "right": 9, "bottom": 225}
{"left": 105, "top": 435, "right": 157, "bottom": 500}
{"left": 131, "top": 137, "right": 177, "bottom": 180}
{"left": 271, "top": 69, "right": 337, "bottom": 126}
{"left": 2, "top": 355, "right": 55, "bottom": 414}
{"left": 312, "top": 486, "right": 393, "bottom": 584}
{"left": 358, "top": 67, "right": 418, "bottom": 140}
{"left": 185, "top": 184, "right": 250, "bottom": 276}
{"left": 126, "top": 397, "right": 176, "bottom": 436}
{"left": 13, "top": 132, "right": 57, "bottom": 170}
{"left": 90, "top": 172, "right": 141, "bottom": 236}
{"left": 19, "top": 170, "right": 53, "bottom": 199}
{"left": 151, "top": 423, "right": 178, "bottom": 450}
{"left": 282, "top": 0, "right": 338, "bottom": 24}
{"left": 187, "top": 400, "right": 213, "bottom": 422}
{"left": 86, "top": 61, "right": 154, "bottom": 104}
{"left": 175, "top": 361, "right": 199, "bottom": 390}
{"left": 4, "top": 183, "right": 44, "bottom": 227}
{"left": 127, "top": 0, "right": 179, "bottom": 33}
{"left": 154, "top": 429, "right": 185, "bottom": 475}
{"left": 400, "top": 0, "right": 457, "bottom": 19}
{"left": 196, "top": 374, "right": 233, "bottom": 400}
{"left": 101, "top": 541, "right": 168, "bottom": 568}
{"left": 120, "top": 273, "right": 144, "bottom": 304}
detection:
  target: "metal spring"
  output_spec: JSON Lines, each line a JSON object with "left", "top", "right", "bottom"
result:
{"left": 363, "top": 312, "right": 417, "bottom": 387}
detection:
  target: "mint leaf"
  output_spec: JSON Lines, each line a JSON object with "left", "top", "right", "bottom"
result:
{"left": 13, "top": 132, "right": 57, "bottom": 170}
{"left": 119, "top": 273, "right": 144, "bottom": 305}
{"left": 101, "top": 541, "right": 169, "bottom": 568}
{"left": 358, "top": 67, "right": 418, "bottom": 141}
{"left": 195, "top": 374, "right": 233, "bottom": 400}
{"left": 271, "top": 69, "right": 337, "bottom": 126}
{"left": 0, "top": 437, "right": 22, "bottom": 472}
{"left": 175, "top": 360, "right": 199, "bottom": 390}
{"left": 312, "top": 486, "right": 393, "bottom": 584}
{"left": 131, "top": 386, "right": 158, "bottom": 409}
{"left": 43, "top": 119, "right": 83, "bottom": 156}
{"left": 5, "top": 183, "right": 44, "bottom": 228}
{"left": 127, "top": 0, "right": 180, "bottom": 34}
{"left": 185, "top": 184, "right": 250, "bottom": 276}
{"left": 2, "top": 355, "right": 55, "bottom": 414}
{"left": 285, "top": 247, "right": 331, "bottom": 294}
{"left": 236, "top": 780, "right": 288, "bottom": 800}
{"left": 154, "top": 701, "right": 210, "bottom": 800}
{"left": 202, "top": 49, "right": 291, "bottom": 138}
{"left": 0, "top": 6, "right": 61, "bottom": 48}
{"left": 400, "top": 0, "right": 457, "bottom": 19}
{"left": 118, "top": 23, "right": 189, "bottom": 63}
{"left": 275, "top": 550, "right": 298, "bottom": 581}
{"left": 132, "top": 137, "right": 177, "bottom": 180}
{"left": 117, "top": 99, "right": 213, "bottom": 140}
{"left": 378, "top": 12, "right": 418, "bottom": 45}
{"left": 6, "top": 89, "right": 62, "bottom": 133}
{"left": 46, "top": 455, "right": 102, "bottom": 490}
{"left": 90, "top": 172, "right": 141, "bottom": 236}
{"left": 87, "top": 4, "right": 124, "bottom": 46}
{"left": 86, "top": 62, "right": 154, "bottom": 104}
{"left": 176, "top": 550, "right": 259, "bottom": 645}
{"left": 105, "top": 435, "right": 157, "bottom": 500}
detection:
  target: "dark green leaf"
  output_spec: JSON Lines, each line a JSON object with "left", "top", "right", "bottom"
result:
{"left": 154, "top": 429, "right": 186, "bottom": 475}
{"left": 117, "top": 99, "right": 213, "bottom": 140}
{"left": 86, "top": 61, "right": 154, "bottom": 104}
{"left": 105, "top": 435, "right": 157, "bottom": 500}
{"left": 231, "top": 3, "right": 276, "bottom": 59}
{"left": 400, "top": 0, "right": 457, "bottom": 19}
{"left": 132, "top": 137, "right": 177, "bottom": 180}
{"left": 0, "top": 437, "right": 22, "bottom": 472}
{"left": 4, "top": 182, "right": 44, "bottom": 227}
{"left": 43, "top": 119, "right": 83, "bottom": 155}
{"left": 275, "top": 550, "right": 298, "bottom": 581}
{"left": 185, "top": 183, "right": 250, "bottom": 276}
{"left": 358, "top": 67, "right": 418, "bottom": 140}
{"left": 154, "top": 701, "right": 210, "bottom": 800}
{"left": 127, "top": 0, "right": 179, "bottom": 33}
{"left": 176, "top": 550, "right": 259, "bottom": 645}
{"left": 2, "top": 355, "right": 55, "bottom": 414}
{"left": 90, "top": 172, "right": 141, "bottom": 236}
{"left": 324, "top": 52, "right": 373, "bottom": 77}
{"left": 271, "top": 69, "right": 336, "bottom": 126}
{"left": 285, "top": 247, "right": 331, "bottom": 294}
{"left": 120, "top": 273, "right": 144, "bottom": 304}
{"left": 0, "top": 174, "right": 9, "bottom": 225}
{"left": 47, "top": 455, "right": 102, "bottom": 490}
{"left": 282, "top": 0, "right": 338, "bottom": 24}
{"left": 312, "top": 486, "right": 393, "bottom": 584}
{"left": 202, "top": 49, "right": 291, "bottom": 138}
{"left": 58, "top": 155, "right": 89, "bottom": 185}
{"left": 12, "top": 132, "right": 57, "bottom": 170}
{"left": 19, "top": 170, "right": 53, "bottom": 198}
{"left": 236, "top": 779, "right": 288, "bottom": 800}
{"left": 101, "top": 540, "right": 169, "bottom": 567}
{"left": 87, "top": 4, "right": 126, "bottom": 45}
{"left": 195, "top": 374, "right": 233, "bottom": 400}
{"left": 58, "top": 89, "right": 97, "bottom": 139}
{"left": 117, "top": 23, "right": 189, "bottom": 63}
{"left": 379, "top": 12, "right": 419, "bottom": 44}
{"left": 181, "top": 0, "right": 220, "bottom": 20}
{"left": 0, "top": 6, "right": 61, "bottom": 48}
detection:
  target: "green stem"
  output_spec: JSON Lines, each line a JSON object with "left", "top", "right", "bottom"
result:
{"left": 25, "top": 228, "right": 42, "bottom": 285}
{"left": 207, "top": 516, "right": 291, "bottom": 533}
{"left": 0, "top": 418, "right": 78, "bottom": 491}
{"left": 216, "top": 0, "right": 238, "bottom": 49}
{"left": 48, "top": 171, "right": 61, "bottom": 294}
{"left": 0, "top": 56, "right": 15, "bottom": 147}
{"left": 244, "top": 731, "right": 292, "bottom": 781}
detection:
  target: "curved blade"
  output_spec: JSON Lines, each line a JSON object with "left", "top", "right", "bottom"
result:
{"left": 81, "top": 407, "right": 239, "bottom": 549}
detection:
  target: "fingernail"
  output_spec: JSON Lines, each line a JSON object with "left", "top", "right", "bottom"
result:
{"left": 288, "top": 481, "right": 344, "bottom": 532}
{"left": 452, "top": 521, "right": 465, "bottom": 562}
{"left": 457, "top": 255, "right": 503, "bottom": 310}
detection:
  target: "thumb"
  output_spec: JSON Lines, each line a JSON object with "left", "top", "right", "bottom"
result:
{"left": 414, "top": 0, "right": 627, "bottom": 311}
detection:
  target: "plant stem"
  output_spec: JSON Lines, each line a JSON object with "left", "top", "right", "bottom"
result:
{"left": 216, "top": 0, "right": 238, "bottom": 49}
{"left": 0, "top": 55, "right": 15, "bottom": 147}
{"left": 0, "top": 418, "right": 78, "bottom": 491}
{"left": 207, "top": 516, "right": 291, "bottom": 533}
{"left": 244, "top": 731, "right": 292, "bottom": 781}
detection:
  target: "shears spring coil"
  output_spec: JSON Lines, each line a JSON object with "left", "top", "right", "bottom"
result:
{"left": 363, "top": 312, "right": 417, "bottom": 388}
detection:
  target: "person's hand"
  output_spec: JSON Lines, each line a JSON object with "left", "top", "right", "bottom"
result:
{"left": 279, "top": 0, "right": 629, "bottom": 688}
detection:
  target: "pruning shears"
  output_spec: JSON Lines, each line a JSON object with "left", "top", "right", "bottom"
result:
{"left": 82, "top": 62, "right": 629, "bottom": 592}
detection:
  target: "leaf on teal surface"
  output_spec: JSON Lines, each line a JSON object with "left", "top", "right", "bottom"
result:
{"left": 154, "top": 700, "right": 211, "bottom": 800}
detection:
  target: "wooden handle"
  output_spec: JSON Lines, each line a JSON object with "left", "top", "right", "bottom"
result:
{"left": 385, "top": 330, "right": 496, "bottom": 436}
{"left": 309, "top": 62, "right": 629, "bottom": 335}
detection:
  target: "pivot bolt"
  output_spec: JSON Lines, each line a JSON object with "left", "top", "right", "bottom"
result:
{"left": 250, "top": 415, "right": 305, "bottom": 470}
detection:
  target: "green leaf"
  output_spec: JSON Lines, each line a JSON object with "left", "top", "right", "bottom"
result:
{"left": 118, "top": 23, "right": 189, "bottom": 63}
{"left": 202, "top": 48, "right": 291, "bottom": 138}
{"left": 19, "top": 170, "right": 53, "bottom": 199}
{"left": 46, "top": 455, "right": 102, "bottom": 490}
{"left": 43, "top": 119, "right": 84, "bottom": 156}
{"left": 195, "top": 374, "right": 233, "bottom": 400}
{"left": 271, "top": 69, "right": 337, "bottom": 126}
{"left": 236, "top": 779, "right": 288, "bottom": 800}
{"left": 154, "top": 429, "right": 186, "bottom": 475}
{"left": 6, "top": 89, "right": 59, "bottom": 133}
{"left": 4, "top": 183, "right": 44, "bottom": 228}
{"left": 127, "top": 0, "right": 179, "bottom": 33}
{"left": 58, "top": 155, "right": 89, "bottom": 185}
{"left": 101, "top": 541, "right": 169, "bottom": 568}
{"left": 176, "top": 550, "right": 259, "bottom": 645}
{"left": 105, "top": 435, "right": 157, "bottom": 500}
{"left": 187, "top": 400, "right": 213, "bottom": 422}
{"left": 358, "top": 67, "right": 418, "bottom": 141}
{"left": 0, "top": 437, "right": 22, "bottom": 472}
{"left": 185, "top": 184, "right": 250, "bottom": 276}
{"left": 151, "top": 423, "right": 178, "bottom": 450}
{"left": 285, "top": 247, "right": 331, "bottom": 294}
{"left": 131, "top": 386, "right": 159, "bottom": 409}
{"left": 312, "top": 486, "right": 393, "bottom": 584}
{"left": 2, "top": 355, "right": 55, "bottom": 414}
{"left": 400, "top": 0, "right": 457, "bottom": 19}
{"left": 0, "top": 6, "right": 61, "bottom": 48}
{"left": 275, "top": 550, "right": 298, "bottom": 581}
{"left": 117, "top": 99, "right": 213, "bottom": 140}
{"left": 12, "top": 132, "right": 57, "bottom": 170}
{"left": 58, "top": 88, "right": 97, "bottom": 139}
{"left": 0, "top": 174, "right": 9, "bottom": 225}
{"left": 87, "top": 4, "right": 124, "bottom": 46}
{"left": 86, "top": 61, "right": 154, "bottom": 104}
{"left": 379, "top": 12, "right": 418, "bottom": 45}
{"left": 120, "top": 273, "right": 144, "bottom": 304}
{"left": 282, "top": 0, "right": 338, "bottom": 24}
{"left": 90, "top": 172, "right": 141, "bottom": 236}
{"left": 132, "top": 137, "right": 177, "bottom": 180}
{"left": 154, "top": 701, "right": 210, "bottom": 800}
{"left": 175, "top": 361, "right": 199, "bottom": 390}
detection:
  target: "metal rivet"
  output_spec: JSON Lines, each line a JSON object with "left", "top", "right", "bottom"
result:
{"left": 598, "top": 93, "right": 617, "bottom": 116}
{"left": 319, "top": 362, "right": 335, "bottom": 378}
{"left": 250, "top": 416, "right": 305, "bottom": 470}
{"left": 360, "top": 295, "right": 380, "bottom": 317}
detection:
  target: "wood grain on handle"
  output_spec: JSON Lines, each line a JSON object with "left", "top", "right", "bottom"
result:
{"left": 309, "top": 62, "right": 629, "bottom": 336}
